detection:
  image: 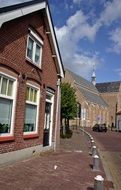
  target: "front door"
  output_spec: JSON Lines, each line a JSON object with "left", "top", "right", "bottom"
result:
{"left": 43, "top": 101, "right": 52, "bottom": 146}
{"left": 118, "top": 120, "right": 121, "bottom": 131}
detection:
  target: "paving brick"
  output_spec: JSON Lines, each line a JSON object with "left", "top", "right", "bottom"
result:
{"left": 0, "top": 129, "right": 106, "bottom": 190}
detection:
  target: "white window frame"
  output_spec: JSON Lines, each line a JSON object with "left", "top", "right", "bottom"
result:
{"left": 24, "top": 83, "right": 40, "bottom": 135}
{"left": 81, "top": 108, "right": 86, "bottom": 120}
{"left": 44, "top": 91, "right": 54, "bottom": 146}
{"left": 26, "top": 29, "right": 43, "bottom": 67}
{"left": 0, "top": 72, "right": 17, "bottom": 136}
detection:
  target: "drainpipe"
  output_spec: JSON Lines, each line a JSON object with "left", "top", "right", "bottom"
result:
{"left": 54, "top": 78, "right": 61, "bottom": 151}
{"left": 115, "top": 102, "right": 117, "bottom": 129}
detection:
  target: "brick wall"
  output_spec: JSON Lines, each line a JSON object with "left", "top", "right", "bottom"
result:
{"left": 62, "top": 71, "right": 109, "bottom": 128}
{"left": 100, "top": 92, "right": 118, "bottom": 126}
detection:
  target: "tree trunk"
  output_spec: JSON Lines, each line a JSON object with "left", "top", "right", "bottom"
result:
{"left": 66, "top": 118, "right": 69, "bottom": 132}
{"left": 62, "top": 118, "right": 66, "bottom": 135}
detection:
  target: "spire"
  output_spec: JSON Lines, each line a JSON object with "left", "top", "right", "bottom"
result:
{"left": 91, "top": 64, "right": 96, "bottom": 86}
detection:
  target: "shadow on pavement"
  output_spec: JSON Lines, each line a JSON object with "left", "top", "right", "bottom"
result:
{"left": 87, "top": 187, "right": 94, "bottom": 190}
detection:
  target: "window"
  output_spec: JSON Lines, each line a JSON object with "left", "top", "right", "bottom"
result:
{"left": 24, "top": 85, "right": 39, "bottom": 133}
{"left": 0, "top": 74, "right": 16, "bottom": 135}
{"left": 26, "top": 29, "right": 43, "bottom": 66}
{"left": 77, "top": 102, "right": 81, "bottom": 118}
{"left": 81, "top": 108, "right": 86, "bottom": 120}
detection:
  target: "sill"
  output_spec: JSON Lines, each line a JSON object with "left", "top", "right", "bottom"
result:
{"left": 23, "top": 134, "right": 39, "bottom": 139}
{"left": 25, "top": 58, "right": 42, "bottom": 71}
{"left": 0, "top": 136, "right": 15, "bottom": 142}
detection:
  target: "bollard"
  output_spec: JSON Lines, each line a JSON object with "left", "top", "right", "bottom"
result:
{"left": 90, "top": 137, "right": 94, "bottom": 142}
{"left": 94, "top": 175, "right": 104, "bottom": 190}
{"left": 91, "top": 140, "right": 95, "bottom": 147}
{"left": 93, "top": 155, "right": 100, "bottom": 171}
{"left": 92, "top": 145, "right": 97, "bottom": 156}
{"left": 88, "top": 139, "right": 92, "bottom": 148}
{"left": 89, "top": 140, "right": 95, "bottom": 155}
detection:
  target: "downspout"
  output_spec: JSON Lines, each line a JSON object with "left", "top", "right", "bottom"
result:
{"left": 54, "top": 77, "right": 61, "bottom": 151}
{"left": 115, "top": 102, "right": 118, "bottom": 130}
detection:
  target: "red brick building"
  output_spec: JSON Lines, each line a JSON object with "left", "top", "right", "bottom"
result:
{"left": 0, "top": 0, "right": 64, "bottom": 165}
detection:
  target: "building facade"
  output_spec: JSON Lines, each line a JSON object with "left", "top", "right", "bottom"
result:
{"left": 63, "top": 69, "right": 108, "bottom": 128}
{"left": 96, "top": 82, "right": 121, "bottom": 129}
{"left": 116, "top": 110, "right": 121, "bottom": 131}
{"left": 0, "top": 0, "right": 64, "bottom": 164}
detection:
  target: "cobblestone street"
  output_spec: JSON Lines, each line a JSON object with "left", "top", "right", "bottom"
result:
{"left": 86, "top": 128, "right": 121, "bottom": 190}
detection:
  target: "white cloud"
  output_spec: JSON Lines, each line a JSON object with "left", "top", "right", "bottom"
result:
{"left": 65, "top": 10, "right": 98, "bottom": 41}
{"left": 56, "top": 0, "right": 121, "bottom": 77}
{"left": 67, "top": 10, "right": 87, "bottom": 28}
{"left": 71, "top": 53, "right": 101, "bottom": 79}
{"left": 55, "top": 0, "right": 121, "bottom": 78}
{"left": 100, "top": 0, "right": 121, "bottom": 25}
{"left": 108, "top": 27, "right": 121, "bottom": 54}
{"left": 73, "top": 0, "right": 82, "bottom": 4}
{"left": 55, "top": 9, "right": 102, "bottom": 79}
{"left": 72, "top": 0, "right": 121, "bottom": 27}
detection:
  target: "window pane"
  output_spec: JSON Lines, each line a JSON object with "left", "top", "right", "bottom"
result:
{"left": 1, "top": 77, "right": 7, "bottom": 95}
{"left": 46, "top": 94, "right": 52, "bottom": 101}
{"left": 27, "top": 37, "right": 34, "bottom": 59}
{"left": 30, "top": 88, "right": 34, "bottom": 102}
{"left": 35, "top": 44, "right": 40, "bottom": 64}
{"left": 0, "top": 76, "right": 1, "bottom": 95}
{"left": 24, "top": 104, "right": 37, "bottom": 132}
{"left": 26, "top": 87, "right": 30, "bottom": 101}
{"left": 0, "top": 98, "right": 12, "bottom": 134}
{"left": 7, "top": 80, "right": 13, "bottom": 96}
{"left": 0, "top": 76, "right": 1, "bottom": 91}
{"left": 34, "top": 90, "right": 37, "bottom": 102}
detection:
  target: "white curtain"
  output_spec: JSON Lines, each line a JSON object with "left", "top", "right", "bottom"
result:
{"left": 24, "top": 104, "right": 37, "bottom": 132}
{"left": 0, "top": 98, "right": 12, "bottom": 127}
{"left": 27, "top": 38, "right": 33, "bottom": 59}
{"left": 35, "top": 44, "right": 40, "bottom": 63}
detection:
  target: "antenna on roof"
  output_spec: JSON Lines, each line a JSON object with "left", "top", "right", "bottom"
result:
{"left": 91, "top": 64, "right": 96, "bottom": 86}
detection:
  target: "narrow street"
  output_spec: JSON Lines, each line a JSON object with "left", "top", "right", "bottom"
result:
{"left": 86, "top": 128, "right": 121, "bottom": 190}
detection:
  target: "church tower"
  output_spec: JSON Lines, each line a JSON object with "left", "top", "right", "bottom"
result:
{"left": 91, "top": 65, "right": 96, "bottom": 86}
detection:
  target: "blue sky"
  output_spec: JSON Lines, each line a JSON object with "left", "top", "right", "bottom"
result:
{"left": 0, "top": 0, "right": 121, "bottom": 83}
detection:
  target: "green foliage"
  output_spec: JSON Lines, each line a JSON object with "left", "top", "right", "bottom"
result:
{"left": 61, "top": 82, "right": 77, "bottom": 120}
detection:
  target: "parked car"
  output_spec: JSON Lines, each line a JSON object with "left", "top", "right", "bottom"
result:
{"left": 92, "top": 124, "right": 107, "bottom": 132}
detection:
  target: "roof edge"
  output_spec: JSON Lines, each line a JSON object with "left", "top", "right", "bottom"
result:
{"left": 0, "top": 1, "right": 46, "bottom": 27}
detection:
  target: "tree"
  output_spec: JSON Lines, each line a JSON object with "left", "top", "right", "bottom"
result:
{"left": 61, "top": 82, "right": 77, "bottom": 134}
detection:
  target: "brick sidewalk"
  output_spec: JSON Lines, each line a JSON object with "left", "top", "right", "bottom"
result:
{"left": 0, "top": 129, "right": 105, "bottom": 190}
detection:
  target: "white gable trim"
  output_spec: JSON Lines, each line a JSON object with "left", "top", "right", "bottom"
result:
{"left": 29, "top": 28, "right": 44, "bottom": 45}
{"left": 46, "top": 6, "right": 64, "bottom": 78}
{"left": 0, "top": 2, "right": 46, "bottom": 27}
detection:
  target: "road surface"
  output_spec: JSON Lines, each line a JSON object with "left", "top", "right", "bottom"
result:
{"left": 86, "top": 128, "right": 121, "bottom": 190}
